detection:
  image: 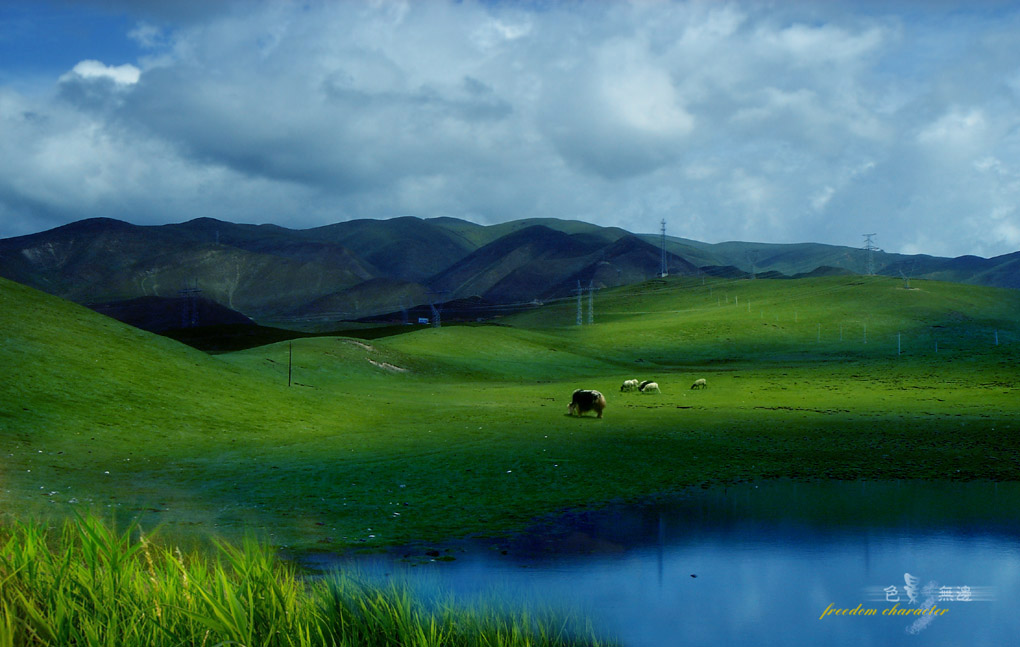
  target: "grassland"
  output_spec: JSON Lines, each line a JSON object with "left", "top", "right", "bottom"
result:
{"left": 1, "top": 273, "right": 1019, "bottom": 557}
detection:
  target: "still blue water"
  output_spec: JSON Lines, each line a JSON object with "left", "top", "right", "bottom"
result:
{"left": 309, "top": 480, "right": 1020, "bottom": 646}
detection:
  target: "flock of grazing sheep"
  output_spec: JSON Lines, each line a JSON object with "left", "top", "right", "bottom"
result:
{"left": 568, "top": 377, "right": 707, "bottom": 418}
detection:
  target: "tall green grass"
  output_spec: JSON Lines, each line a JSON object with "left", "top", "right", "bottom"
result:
{"left": 0, "top": 514, "right": 609, "bottom": 647}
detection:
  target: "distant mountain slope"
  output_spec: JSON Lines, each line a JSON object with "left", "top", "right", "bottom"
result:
{"left": 642, "top": 235, "right": 1020, "bottom": 288}
{"left": 428, "top": 216, "right": 631, "bottom": 249}
{"left": 286, "top": 277, "right": 429, "bottom": 324}
{"left": 881, "top": 251, "right": 1020, "bottom": 289}
{"left": 0, "top": 216, "right": 1016, "bottom": 332}
{"left": 638, "top": 236, "right": 873, "bottom": 276}
{"left": 978, "top": 252, "right": 1020, "bottom": 289}
{"left": 427, "top": 225, "right": 694, "bottom": 303}
{"left": 427, "top": 226, "right": 603, "bottom": 302}
{"left": 303, "top": 216, "right": 477, "bottom": 283}
{"left": 0, "top": 217, "right": 377, "bottom": 318}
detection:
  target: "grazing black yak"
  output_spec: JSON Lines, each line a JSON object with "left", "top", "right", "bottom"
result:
{"left": 569, "top": 389, "right": 606, "bottom": 418}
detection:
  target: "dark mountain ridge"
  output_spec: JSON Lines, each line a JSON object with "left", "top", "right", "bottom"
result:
{"left": 1, "top": 216, "right": 1016, "bottom": 332}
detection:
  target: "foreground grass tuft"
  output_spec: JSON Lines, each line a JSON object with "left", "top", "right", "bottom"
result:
{"left": 0, "top": 515, "right": 610, "bottom": 647}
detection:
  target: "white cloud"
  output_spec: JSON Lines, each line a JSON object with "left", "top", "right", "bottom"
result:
{"left": 61, "top": 60, "right": 140, "bottom": 85}
{"left": 917, "top": 107, "right": 988, "bottom": 147}
{"left": 128, "top": 22, "right": 165, "bottom": 50}
{"left": 471, "top": 17, "right": 532, "bottom": 50}
{"left": 1, "top": 0, "right": 1019, "bottom": 258}
{"left": 811, "top": 186, "right": 836, "bottom": 212}
{"left": 761, "top": 22, "right": 886, "bottom": 66}
{"left": 993, "top": 218, "right": 1020, "bottom": 250}
{"left": 597, "top": 41, "right": 694, "bottom": 138}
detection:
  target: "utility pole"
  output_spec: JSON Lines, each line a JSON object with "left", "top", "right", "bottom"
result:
{"left": 862, "top": 234, "right": 879, "bottom": 276}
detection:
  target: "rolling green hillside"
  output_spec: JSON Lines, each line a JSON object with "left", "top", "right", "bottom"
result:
{"left": 2, "top": 274, "right": 1019, "bottom": 553}
{"left": 505, "top": 274, "right": 1020, "bottom": 363}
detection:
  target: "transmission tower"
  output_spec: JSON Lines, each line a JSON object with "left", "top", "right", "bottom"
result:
{"left": 659, "top": 219, "right": 668, "bottom": 277}
{"left": 746, "top": 250, "right": 759, "bottom": 279}
{"left": 575, "top": 280, "right": 584, "bottom": 325}
{"left": 587, "top": 280, "right": 596, "bottom": 324}
{"left": 899, "top": 259, "right": 916, "bottom": 289}
{"left": 177, "top": 279, "right": 201, "bottom": 328}
{"left": 427, "top": 291, "right": 449, "bottom": 328}
{"left": 574, "top": 280, "right": 599, "bottom": 325}
{"left": 862, "top": 233, "right": 879, "bottom": 276}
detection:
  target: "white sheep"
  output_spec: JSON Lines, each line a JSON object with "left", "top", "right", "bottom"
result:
{"left": 639, "top": 381, "right": 660, "bottom": 394}
{"left": 691, "top": 378, "right": 707, "bottom": 390}
{"left": 620, "top": 379, "right": 640, "bottom": 392}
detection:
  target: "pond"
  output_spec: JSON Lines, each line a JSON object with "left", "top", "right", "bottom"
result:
{"left": 304, "top": 480, "right": 1020, "bottom": 646}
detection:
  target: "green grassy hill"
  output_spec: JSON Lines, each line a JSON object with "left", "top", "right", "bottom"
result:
{"left": 505, "top": 274, "right": 1020, "bottom": 363}
{"left": 2, "top": 274, "right": 1019, "bottom": 553}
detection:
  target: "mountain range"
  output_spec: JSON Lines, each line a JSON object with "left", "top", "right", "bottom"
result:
{"left": 1, "top": 216, "right": 1017, "bottom": 332}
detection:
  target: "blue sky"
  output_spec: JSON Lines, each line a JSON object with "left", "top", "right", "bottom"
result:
{"left": 0, "top": 3, "right": 139, "bottom": 84}
{"left": 2, "top": 0, "right": 1020, "bottom": 258}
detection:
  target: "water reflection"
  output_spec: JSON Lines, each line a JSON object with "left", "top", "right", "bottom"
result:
{"left": 308, "top": 480, "right": 1020, "bottom": 646}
